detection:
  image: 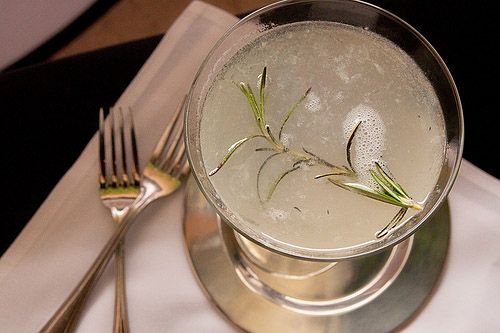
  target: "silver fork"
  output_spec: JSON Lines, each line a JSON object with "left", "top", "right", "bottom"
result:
{"left": 99, "top": 107, "right": 140, "bottom": 333}
{"left": 41, "top": 97, "right": 190, "bottom": 333}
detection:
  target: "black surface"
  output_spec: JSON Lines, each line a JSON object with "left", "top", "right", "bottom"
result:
{"left": 1, "top": 36, "right": 162, "bottom": 255}
{"left": 372, "top": 0, "right": 498, "bottom": 178}
{"left": 0, "top": 0, "right": 498, "bottom": 255}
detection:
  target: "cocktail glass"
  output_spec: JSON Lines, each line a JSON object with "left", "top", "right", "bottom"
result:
{"left": 184, "top": 1, "right": 463, "bottom": 331}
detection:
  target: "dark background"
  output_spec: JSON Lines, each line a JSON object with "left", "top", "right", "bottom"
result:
{"left": 0, "top": 0, "right": 498, "bottom": 254}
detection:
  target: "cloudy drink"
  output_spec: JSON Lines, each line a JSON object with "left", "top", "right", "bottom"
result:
{"left": 200, "top": 22, "right": 445, "bottom": 250}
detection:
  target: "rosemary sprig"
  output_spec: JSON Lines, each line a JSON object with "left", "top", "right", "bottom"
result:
{"left": 320, "top": 124, "right": 421, "bottom": 236}
{"left": 279, "top": 87, "right": 311, "bottom": 140}
{"left": 346, "top": 121, "right": 362, "bottom": 171}
{"left": 376, "top": 207, "right": 408, "bottom": 238}
{"left": 327, "top": 163, "right": 422, "bottom": 211}
{"left": 267, "top": 165, "right": 301, "bottom": 201}
{"left": 209, "top": 67, "right": 422, "bottom": 237}
{"left": 208, "top": 134, "right": 265, "bottom": 176}
{"left": 236, "top": 70, "right": 283, "bottom": 151}
{"left": 256, "top": 152, "right": 283, "bottom": 202}
{"left": 210, "top": 67, "right": 346, "bottom": 201}
{"left": 317, "top": 120, "right": 422, "bottom": 213}
{"left": 259, "top": 66, "right": 266, "bottom": 118}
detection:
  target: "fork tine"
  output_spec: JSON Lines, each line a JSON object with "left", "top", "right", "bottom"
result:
{"left": 175, "top": 158, "right": 190, "bottom": 179}
{"left": 99, "top": 108, "right": 107, "bottom": 188}
{"left": 166, "top": 140, "right": 185, "bottom": 174}
{"left": 160, "top": 119, "right": 184, "bottom": 170}
{"left": 128, "top": 108, "right": 140, "bottom": 186}
{"left": 110, "top": 108, "right": 119, "bottom": 187}
{"left": 118, "top": 107, "right": 130, "bottom": 186}
{"left": 172, "top": 152, "right": 189, "bottom": 178}
{"left": 159, "top": 97, "right": 187, "bottom": 170}
{"left": 150, "top": 95, "right": 186, "bottom": 165}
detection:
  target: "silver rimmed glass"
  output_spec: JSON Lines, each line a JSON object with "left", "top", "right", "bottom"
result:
{"left": 184, "top": 0, "right": 463, "bottom": 331}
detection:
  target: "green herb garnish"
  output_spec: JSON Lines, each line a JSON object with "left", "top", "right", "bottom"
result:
{"left": 209, "top": 67, "right": 422, "bottom": 237}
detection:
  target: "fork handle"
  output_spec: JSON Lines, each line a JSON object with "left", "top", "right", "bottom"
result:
{"left": 39, "top": 218, "right": 131, "bottom": 333}
{"left": 39, "top": 187, "right": 158, "bottom": 333}
{"left": 113, "top": 240, "right": 130, "bottom": 333}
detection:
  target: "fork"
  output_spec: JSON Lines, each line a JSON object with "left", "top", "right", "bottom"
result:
{"left": 99, "top": 107, "right": 141, "bottom": 333}
{"left": 41, "top": 97, "right": 190, "bottom": 333}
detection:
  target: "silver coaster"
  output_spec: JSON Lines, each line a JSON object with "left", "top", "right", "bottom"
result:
{"left": 183, "top": 176, "right": 449, "bottom": 332}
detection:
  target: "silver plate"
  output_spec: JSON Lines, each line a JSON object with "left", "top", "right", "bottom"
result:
{"left": 183, "top": 176, "right": 450, "bottom": 332}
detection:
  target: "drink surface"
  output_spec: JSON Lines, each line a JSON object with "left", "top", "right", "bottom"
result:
{"left": 200, "top": 22, "right": 445, "bottom": 250}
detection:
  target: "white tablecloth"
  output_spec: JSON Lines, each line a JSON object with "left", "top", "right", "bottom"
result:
{"left": 0, "top": 2, "right": 499, "bottom": 332}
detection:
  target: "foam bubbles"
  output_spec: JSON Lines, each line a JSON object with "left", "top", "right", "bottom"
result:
{"left": 266, "top": 208, "right": 289, "bottom": 223}
{"left": 343, "top": 104, "right": 386, "bottom": 186}
{"left": 280, "top": 133, "right": 293, "bottom": 148}
{"left": 305, "top": 92, "right": 321, "bottom": 112}
{"left": 334, "top": 91, "right": 345, "bottom": 102}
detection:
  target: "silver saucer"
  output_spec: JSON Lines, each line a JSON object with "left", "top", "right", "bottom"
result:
{"left": 183, "top": 176, "right": 450, "bottom": 332}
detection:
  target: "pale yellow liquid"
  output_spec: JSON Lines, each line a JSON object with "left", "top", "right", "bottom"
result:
{"left": 200, "top": 22, "right": 445, "bottom": 250}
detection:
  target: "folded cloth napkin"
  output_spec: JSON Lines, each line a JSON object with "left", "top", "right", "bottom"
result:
{"left": 0, "top": 2, "right": 237, "bottom": 332}
{"left": 1, "top": 1, "right": 499, "bottom": 332}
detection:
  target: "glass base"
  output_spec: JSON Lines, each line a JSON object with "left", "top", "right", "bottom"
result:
{"left": 183, "top": 176, "right": 450, "bottom": 332}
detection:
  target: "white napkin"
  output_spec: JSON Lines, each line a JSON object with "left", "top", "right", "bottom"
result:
{"left": 407, "top": 160, "right": 500, "bottom": 332}
{"left": 1, "top": 2, "right": 499, "bottom": 332}
{"left": 0, "top": 2, "right": 237, "bottom": 332}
